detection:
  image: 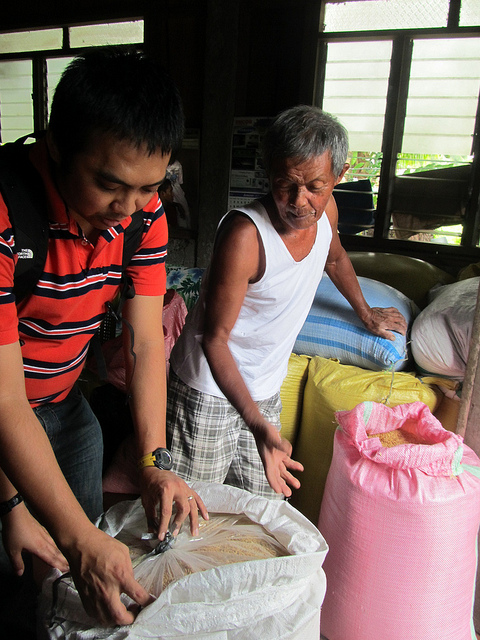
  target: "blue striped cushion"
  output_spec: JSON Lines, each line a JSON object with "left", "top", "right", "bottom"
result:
{"left": 293, "top": 275, "right": 415, "bottom": 371}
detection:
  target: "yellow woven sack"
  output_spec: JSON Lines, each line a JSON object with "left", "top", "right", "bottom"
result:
{"left": 279, "top": 354, "right": 310, "bottom": 446}
{"left": 290, "top": 356, "right": 442, "bottom": 524}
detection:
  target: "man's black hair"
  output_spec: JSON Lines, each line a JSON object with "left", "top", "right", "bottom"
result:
{"left": 48, "top": 47, "right": 184, "bottom": 163}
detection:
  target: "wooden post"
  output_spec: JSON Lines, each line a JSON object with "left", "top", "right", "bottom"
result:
{"left": 456, "top": 280, "right": 480, "bottom": 448}
{"left": 456, "top": 279, "right": 480, "bottom": 638}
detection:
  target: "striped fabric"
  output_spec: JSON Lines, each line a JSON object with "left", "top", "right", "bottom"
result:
{"left": 0, "top": 139, "right": 168, "bottom": 406}
{"left": 293, "top": 275, "right": 415, "bottom": 371}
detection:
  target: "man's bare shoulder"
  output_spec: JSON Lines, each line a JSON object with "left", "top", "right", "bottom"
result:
{"left": 214, "top": 210, "right": 260, "bottom": 255}
{"left": 217, "top": 210, "right": 258, "bottom": 240}
{"left": 212, "top": 210, "right": 262, "bottom": 282}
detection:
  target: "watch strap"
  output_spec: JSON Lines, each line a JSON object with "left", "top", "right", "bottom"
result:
{"left": 138, "top": 448, "right": 173, "bottom": 470}
{"left": 0, "top": 493, "right": 24, "bottom": 517}
{"left": 138, "top": 451, "right": 157, "bottom": 469}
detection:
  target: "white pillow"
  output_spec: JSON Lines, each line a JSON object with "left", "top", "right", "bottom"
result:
{"left": 293, "top": 275, "right": 415, "bottom": 371}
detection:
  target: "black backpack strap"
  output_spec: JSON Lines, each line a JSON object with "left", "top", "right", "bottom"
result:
{"left": 122, "top": 210, "right": 145, "bottom": 270}
{"left": 93, "top": 210, "right": 145, "bottom": 382}
{"left": 97, "top": 210, "right": 145, "bottom": 344}
{"left": 0, "top": 135, "right": 49, "bottom": 302}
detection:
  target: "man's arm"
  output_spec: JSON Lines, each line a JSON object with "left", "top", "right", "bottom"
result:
{"left": 324, "top": 196, "right": 407, "bottom": 339}
{"left": 121, "top": 293, "right": 208, "bottom": 541}
{"left": 0, "top": 340, "right": 153, "bottom": 626}
{"left": 201, "top": 214, "right": 303, "bottom": 496}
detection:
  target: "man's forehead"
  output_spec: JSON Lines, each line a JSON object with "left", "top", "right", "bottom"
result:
{"left": 71, "top": 133, "right": 170, "bottom": 188}
{"left": 271, "top": 151, "right": 334, "bottom": 178}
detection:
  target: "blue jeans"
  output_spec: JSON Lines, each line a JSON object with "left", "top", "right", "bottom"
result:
{"left": 33, "top": 385, "right": 104, "bottom": 521}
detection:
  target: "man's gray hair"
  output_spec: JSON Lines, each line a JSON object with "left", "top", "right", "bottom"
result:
{"left": 261, "top": 105, "right": 349, "bottom": 179}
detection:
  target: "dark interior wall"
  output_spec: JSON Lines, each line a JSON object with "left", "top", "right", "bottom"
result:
{"left": 195, "top": 0, "right": 319, "bottom": 264}
{"left": 235, "top": 1, "right": 319, "bottom": 117}
{"left": 143, "top": 1, "right": 206, "bottom": 128}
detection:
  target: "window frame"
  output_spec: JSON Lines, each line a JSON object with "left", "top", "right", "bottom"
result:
{"left": 0, "top": 21, "right": 144, "bottom": 136}
{"left": 316, "top": 1, "right": 480, "bottom": 270}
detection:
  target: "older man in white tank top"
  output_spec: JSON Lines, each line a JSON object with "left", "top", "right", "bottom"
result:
{"left": 167, "top": 106, "right": 407, "bottom": 499}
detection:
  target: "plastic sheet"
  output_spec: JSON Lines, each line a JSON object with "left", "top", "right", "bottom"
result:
{"left": 39, "top": 482, "right": 328, "bottom": 640}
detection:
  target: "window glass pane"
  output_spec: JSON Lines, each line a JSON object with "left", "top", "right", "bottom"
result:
{"left": 322, "top": 40, "right": 391, "bottom": 236}
{"left": 390, "top": 163, "right": 468, "bottom": 244}
{"left": 323, "top": 0, "right": 450, "bottom": 32}
{"left": 403, "top": 38, "right": 480, "bottom": 156}
{"left": 69, "top": 21, "right": 144, "bottom": 48}
{"left": 47, "top": 57, "right": 74, "bottom": 117}
{"left": 0, "top": 60, "right": 33, "bottom": 143}
{"left": 460, "top": 0, "right": 480, "bottom": 27}
{"left": 0, "top": 29, "right": 62, "bottom": 54}
{"left": 391, "top": 38, "right": 480, "bottom": 245}
{"left": 323, "top": 40, "right": 392, "bottom": 152}
{"left": 391, "top": 148, "right": 471, "bottom": 244}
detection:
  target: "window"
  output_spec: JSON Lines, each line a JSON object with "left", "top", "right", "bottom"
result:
{"left": 322, "top": 40, "right": 391, "bottom": 234}
{"left": 47, "top": 57, "right": 75, "bottom": 116}
{"left": 0, "top": 20, "right": 143, "bottom": 143}
{"left": 0, "top": 59, "right": 33, "bottom": 141}
{"left": 317, "top": 0, "right": 480, "bottom": 263}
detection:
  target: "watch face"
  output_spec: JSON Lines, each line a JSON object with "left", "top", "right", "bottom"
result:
{"left": 153, "top": 448, "right": 173, "bottom": 470}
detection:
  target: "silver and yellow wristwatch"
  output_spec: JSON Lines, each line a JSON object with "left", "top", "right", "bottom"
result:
{"left": 138, "top": 447, "right": 173, "bottom": 471}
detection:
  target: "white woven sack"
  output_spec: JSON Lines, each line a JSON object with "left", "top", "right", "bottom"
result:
{"left": 38, "top": 481, "right": 328, "bottom": 640}
{"left": 411, "top": 277, "right": 480, "bottom": 380}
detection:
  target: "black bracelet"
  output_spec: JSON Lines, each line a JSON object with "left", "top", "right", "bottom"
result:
{"left": 0, "top": 493, "right": 24, "bottom": 517}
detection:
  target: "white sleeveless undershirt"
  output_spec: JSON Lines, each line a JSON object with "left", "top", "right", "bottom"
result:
{"left": 170, "top": 200, "right": 332, "bottom": 400}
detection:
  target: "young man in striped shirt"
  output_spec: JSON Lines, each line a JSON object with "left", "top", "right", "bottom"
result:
{"left": 0, "top": 48, "right": 206, "bottom": 627}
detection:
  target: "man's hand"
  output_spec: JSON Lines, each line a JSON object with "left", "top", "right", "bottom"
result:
{"left": 2, "top": 502, "right": 69, "bottom": 576}
{"left": 362, "top": 306, "right": 408, "bottom": 341}
{"left": 66, "top": 526, "right": 154, "bottom": 627}
{"left": 139, "top": 468, "right": 209, "bottom": 542}
{"left": 251, "top": 421, "right": 304, "bottom": 497}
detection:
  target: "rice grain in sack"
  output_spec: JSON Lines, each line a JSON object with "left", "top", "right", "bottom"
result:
{"left": 318, "top": 401, "right": 480, "bottom": 640}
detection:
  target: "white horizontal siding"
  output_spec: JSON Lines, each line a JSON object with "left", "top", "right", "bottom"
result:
{"left": 47, "top": 57, "right": 74, "bottom": 113}
{"left": 321, "top": 37, "right": 480, "bottom": 156}
{"left": 0, "top": 60, "right": 33, "bottom": 142}
{"left": 323, "top": 41, "right": 391, "bottom": 150}
{"left": 403, "top": 38, "right": 480, "bottom": 154}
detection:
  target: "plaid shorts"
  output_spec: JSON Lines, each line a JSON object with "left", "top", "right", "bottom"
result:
{"left": 166, "top": 370, "right": 283, "bottom": 499}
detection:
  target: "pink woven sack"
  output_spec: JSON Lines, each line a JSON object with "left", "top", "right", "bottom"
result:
{"left": 319, "top": 401, "right": 480, "bottom": 640}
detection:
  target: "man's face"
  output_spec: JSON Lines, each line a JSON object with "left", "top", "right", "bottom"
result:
{"left": 51, "top": 132, "right": 170, "bottom": 233}
{"left": 269, "top": 151, "right": 347, "bottom": 231}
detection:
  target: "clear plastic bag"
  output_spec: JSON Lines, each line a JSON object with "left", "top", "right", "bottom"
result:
{"left": 115, "top": 506, "right": 289, "bottom": 597}
{"left": 40, "top": 483, "right": 327, "bottom": 640}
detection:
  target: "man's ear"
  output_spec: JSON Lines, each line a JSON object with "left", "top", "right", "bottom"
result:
{"left": 46, "top": 130, "right": 61, "bottom": 164}
{"left": 335, "top": 163, "right": 350, "bottom": 186}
